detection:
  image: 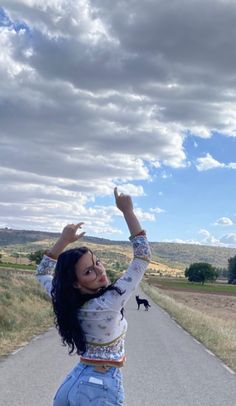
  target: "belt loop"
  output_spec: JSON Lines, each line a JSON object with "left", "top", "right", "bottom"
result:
{"left": 93, "top": 365, "right": 111, "bottom": 374}
{"left": 112, "top": 366, "right": 118, "bottom": 378}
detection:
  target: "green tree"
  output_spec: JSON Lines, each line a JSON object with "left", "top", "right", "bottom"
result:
{"left": 228, "top": 255, "right": 236, "bottom": 284}
{"left": 185, "top": 262, "right": 218, "bottom": 285}
{"left": 106, "top": 269, "right": 118, "bottom": 283}
{"left": 28, "top": 250, "right": 44, "bottom": 265}
{"left": 12, "top": 252, "right": 20, "bottom": 264}
{"left": 216, "top": 267, "right": 228, "bottom": 279}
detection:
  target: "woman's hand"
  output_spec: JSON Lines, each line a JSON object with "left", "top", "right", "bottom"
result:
{"left": 114, "top": 187, "right": 133, "bottom": 214}
{"left": 114, "top": 187, "right": 143, "bottom": 237}
{"left": 46, "top": 223, "right": 85, "bottom": 259}
{"left": 59, "top": 222, "right": 85, "bottom": 245}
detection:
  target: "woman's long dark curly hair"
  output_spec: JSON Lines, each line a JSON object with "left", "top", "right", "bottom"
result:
{"left": 51, "top": 247, "right": 124, "bottom": 355}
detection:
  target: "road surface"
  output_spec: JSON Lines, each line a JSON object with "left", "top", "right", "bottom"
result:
{"left": 0, "top": 292, "right": 236, "bottom": 405}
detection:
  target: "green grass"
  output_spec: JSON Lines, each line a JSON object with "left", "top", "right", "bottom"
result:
{"left": 145, "top": 276, "right": 236, "bottom": 294}
{"left": 0, "top": 270, "right": 53, "bottom": 356}
{"left": 0, "top": 262, "right": 35, "bottom": 271}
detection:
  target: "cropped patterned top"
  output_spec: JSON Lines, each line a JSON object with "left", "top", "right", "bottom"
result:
{"left": 36, "top": 235, "right": 151, "bottom": 367}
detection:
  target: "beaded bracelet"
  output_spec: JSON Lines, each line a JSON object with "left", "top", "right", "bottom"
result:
{"left": 129, "top": 229, "right": 146, "bottom": 241}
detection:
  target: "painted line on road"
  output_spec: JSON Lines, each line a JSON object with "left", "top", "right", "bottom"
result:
{"left": 193, "top": 338, "right": 201, "bottom": 345}
{"left": 11, "top": 348, "right": 23, "bottom": 355}
{"left": 205, "top": 349, "right": 215, "bottom": 357}
{"left": 221, "top": 364, "right": 235, "bottom": 375}
{"left": 32, "top": 336, "right": 40, "bottom": 341}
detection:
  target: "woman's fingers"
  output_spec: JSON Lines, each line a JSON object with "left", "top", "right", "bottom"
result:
{"left": 114, "top": 187, "right": 118, "bottom": 199}
{"left": 75, "top": 222, "right": 84, "bottom": 230}
{"left": 114, "top": 187, "right": 125, "bottom": 199}
{"left": 75, "top": 231, "right": 86, "bottom": 240}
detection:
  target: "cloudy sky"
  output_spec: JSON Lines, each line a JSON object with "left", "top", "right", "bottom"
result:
{"left": 0, "top": 0, "right": 236, "bottom": 247}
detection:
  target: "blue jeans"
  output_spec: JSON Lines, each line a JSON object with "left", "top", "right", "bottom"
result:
{"left": 53, "top": 363, "right": 125, "bottom": 406}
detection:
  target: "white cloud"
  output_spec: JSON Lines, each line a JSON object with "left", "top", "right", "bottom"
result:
{"left": 116, "top": 184, "right": 144, "bottom": 196}
{"left": 199, "top": 229, "right": 210, "bottom": 238}
{"left": 162, "top": 238, "right": 201, "bottom": 245}
{"left": 133, "top": 208, "right": 156, "bottom": 222}
{"left": 228, "top": 162, "right": 236, "bottom": 169}
{"left": 189, "top": 127, "right": 212, "bottom": 139}
{"left": 150, "top": 207, "right": 165, "bottom": 214}
{"left": 214, "top": 217, "right": 233, "bottom": 226}
{"left": 196, "top": 154, "right": 236, "bottom": 171}
{"left": 196, "top": 153, "right": 225, "bottom": 171}
{"left": 160, "top": 172, "right": 172, "bottom": 179}
{"left": 198, "top": 228, "right": 236, "bottom": 248}
{"left": 1, "top": 1, "right": 236, "bottom": 233}
{"left": 198, "top": 228, "right": 220, "bottom": 245}
{"left": 220, "top": 233, "right": 236, "bottom": 245}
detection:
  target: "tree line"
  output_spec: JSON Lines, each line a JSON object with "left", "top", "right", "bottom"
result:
{"left": 28, "top": 250, "right": 236, "bottom": 285}
{"left": 185, "top": 255, "right": 236, "bottom": 285}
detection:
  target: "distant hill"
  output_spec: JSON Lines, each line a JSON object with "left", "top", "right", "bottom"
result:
{"left": 0, "top": 228, "right": 119, "bottom": 246}
{"left": 150, "top": 242, "right": 236, "bottom": 269}
{"left": 0, "top": 228, "right": 235, "bottom": 269}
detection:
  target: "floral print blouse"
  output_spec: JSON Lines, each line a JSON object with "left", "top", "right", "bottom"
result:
{"left": 36, "top": 235, "right": 151, "bottom": 365}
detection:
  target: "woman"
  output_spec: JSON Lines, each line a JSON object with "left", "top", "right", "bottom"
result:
{"left": 36, "top": 187, "right": 151, "bottom": 405}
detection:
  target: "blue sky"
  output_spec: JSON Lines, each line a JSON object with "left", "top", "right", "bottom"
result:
{"left": 0, "top": 1, "right": 236, "bottom": 247}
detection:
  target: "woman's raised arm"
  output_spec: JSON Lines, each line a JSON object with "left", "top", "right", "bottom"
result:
{"left": 114, "top": 187, "right": 143, "bottom": 238}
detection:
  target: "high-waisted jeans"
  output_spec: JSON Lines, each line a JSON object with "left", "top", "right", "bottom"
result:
{"left": 53, "top": 363, "right": 125, "bottom": 406}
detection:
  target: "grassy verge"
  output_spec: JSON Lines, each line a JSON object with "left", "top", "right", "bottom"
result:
{"left": 0, "top": 271, "right": 53, "bottom": 357}
{"left": 142, "top": 281, "right": 236, "bottom": 372}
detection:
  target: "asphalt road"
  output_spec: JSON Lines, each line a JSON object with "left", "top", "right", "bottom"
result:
{"left": 0, "top": 292, "right": 236, "bottom": 406}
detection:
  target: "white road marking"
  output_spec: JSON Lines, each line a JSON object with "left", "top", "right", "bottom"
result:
{"left": 221, "top": 364, "right": 235, "bottom": 375}
{"left": 205, "top": 349, "right": 215, "bottom": 357}
{"left": 11, "top": 348, "right": 23, "bottom": 355}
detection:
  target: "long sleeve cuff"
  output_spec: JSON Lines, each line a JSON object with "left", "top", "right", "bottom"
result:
{"left": 36, "top": 255, "right": 57, "bottom": 276}
{"left": 131, "top": 235, "right": 151, "bottom": 262}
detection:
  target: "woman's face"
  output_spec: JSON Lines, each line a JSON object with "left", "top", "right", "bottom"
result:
{"left": 74, "top": 251, "right": 109, "bottom": 294}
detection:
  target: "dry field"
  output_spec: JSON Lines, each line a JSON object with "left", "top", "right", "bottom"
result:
{"left": 148, "top": 260, "right": 184, "bottom": 277}
{"left": 156, "top": 288, "right": 236, "bottom": 322}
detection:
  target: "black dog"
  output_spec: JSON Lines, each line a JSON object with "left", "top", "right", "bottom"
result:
{"left": 135, "top": 295, "right": 151, "bottom": 311}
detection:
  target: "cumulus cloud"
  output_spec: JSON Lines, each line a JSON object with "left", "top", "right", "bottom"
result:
{"left": 150, "top": 207, "right": 165, "bottom": 214}
{"left": 220, "top": 233, "right": 236, "bottom": 245}
{"left": 133, "top": 208, "right": 155, "bottom": 222}
{"left": 198, "top": 228, "right": 236, "bottom": 248}
{"left": 198, "top": 228, "right": 219, "bottom": 245}
{"left": 196, "top": 153, "right": 236, "bottom": 171}
{"left": 1, "top": 1, "right": 236, "bottom": 232}
{"left": 196, "top": 154, "right": 225, "bottom": 171}
{"left": 214, "top": 217, "right": 233, "bottom": 226}
{"left": 115, "top": 184, "right": 144, "bottom": 196}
